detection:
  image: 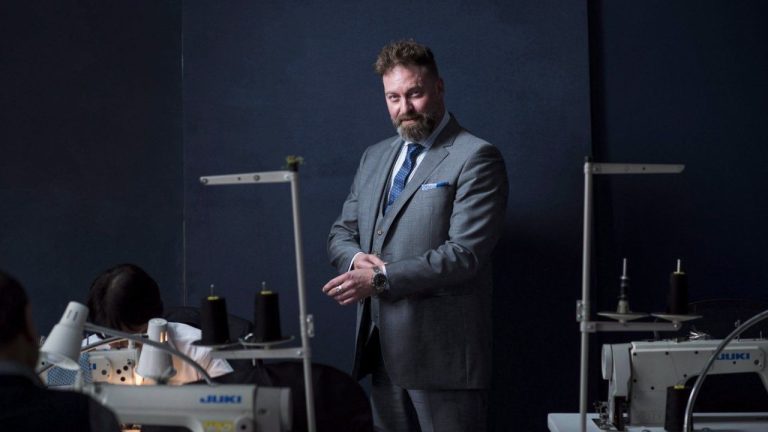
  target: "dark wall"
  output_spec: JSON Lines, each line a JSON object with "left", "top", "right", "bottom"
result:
{"left": 590, "top": 1, "right": 768, "bottom": 320}
{"left": 182, "top": 1, "right": 590, "bottom": 431}
{"left": 13, "top": 2, "right": 765, "bottom": 431}
{"left": 0, "top": 2, "right": 183, "bottom": 333}
{"left": 588, "top": 0, "right": 768, "bottom": 412}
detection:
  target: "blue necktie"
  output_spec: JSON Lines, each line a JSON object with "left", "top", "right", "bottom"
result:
{"left": 385, "top": 143, "right": 424, "bottom": 214}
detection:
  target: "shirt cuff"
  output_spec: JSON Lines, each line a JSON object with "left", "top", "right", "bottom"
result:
{"left": 349, "top": 252, "right": 364, "bottom": 271}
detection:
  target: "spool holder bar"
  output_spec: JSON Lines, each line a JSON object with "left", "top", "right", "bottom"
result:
{"left": 579, "top": 320, "right": 680, "bottom": 333}
{"left": 199, "top": 170, "right": 293, "bottom": 185}
{"left": 210, "top": 348, "right": 305, "bottom": 360}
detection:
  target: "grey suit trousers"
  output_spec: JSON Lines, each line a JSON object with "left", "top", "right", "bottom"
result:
{"left": 367, "top": 329, "right": 488, "bottom": 432}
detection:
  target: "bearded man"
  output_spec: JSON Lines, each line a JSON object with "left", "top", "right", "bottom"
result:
{"left": 323, "top": 39, "right": 508, "bottom": 432}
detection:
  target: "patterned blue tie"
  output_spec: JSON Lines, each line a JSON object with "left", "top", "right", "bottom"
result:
{"left": 385, "top": 143, "right": 424, "bottom": 214}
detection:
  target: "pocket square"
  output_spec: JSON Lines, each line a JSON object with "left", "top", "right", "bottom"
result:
{"left": 421, "top": 181, "right": 450, "bottom": 190}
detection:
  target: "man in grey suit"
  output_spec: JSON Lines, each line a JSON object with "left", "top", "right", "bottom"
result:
{"left": 323, "top": 40, "right": 508, "bottom": 432}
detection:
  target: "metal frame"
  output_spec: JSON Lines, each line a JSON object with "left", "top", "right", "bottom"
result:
{"left": 200, "top": 169, "right": 316, "bottom": 432}
{"left": 577, "top": 160, "right": 685, "bottom": 432}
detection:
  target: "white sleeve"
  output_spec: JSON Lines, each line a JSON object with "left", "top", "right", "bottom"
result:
{"left": 166, "top": 322, "right": 233, "bottom": 383}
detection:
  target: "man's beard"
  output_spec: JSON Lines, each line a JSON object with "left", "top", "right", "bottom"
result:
{"left": 393, "top": 111, "right": 438, "bottom": 143}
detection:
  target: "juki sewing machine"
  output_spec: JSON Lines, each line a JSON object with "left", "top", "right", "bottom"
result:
{"left": 82, "top": 382, "right": 292, "bottom": 432}
{"left": 597, "top": 338, "right": 768, "bottom": 430}
{"left": 43, "top": 346, "right": 293, "bottom": 431}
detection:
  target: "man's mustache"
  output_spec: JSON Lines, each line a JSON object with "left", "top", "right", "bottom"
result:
{"left": 396, "top": 113, "right": 426, "bottom": 125}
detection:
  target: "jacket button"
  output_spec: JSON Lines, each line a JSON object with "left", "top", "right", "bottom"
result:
{"left": 377, "top": 230, "right": 383, "bottom": 236}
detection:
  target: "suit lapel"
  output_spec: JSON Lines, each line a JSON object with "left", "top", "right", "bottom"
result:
{"left": 380, "top": 118, "right": 460, "bottom": 231}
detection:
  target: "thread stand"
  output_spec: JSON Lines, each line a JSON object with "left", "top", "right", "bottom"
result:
{"left": 577, "top": 160, "right": 687, "bottom": 432}
{"left": 200, "top": 169, "right": 316, "bottom": 432}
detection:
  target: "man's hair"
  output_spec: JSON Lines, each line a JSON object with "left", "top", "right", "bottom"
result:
{"left": 86, "top": 263, "right": 164, "bottom": 330}
{"left": 0, "top": 271, "right": 29, "bottom": 345}
{"left": 374, "top": 39, "right": 440, "bottom": 78}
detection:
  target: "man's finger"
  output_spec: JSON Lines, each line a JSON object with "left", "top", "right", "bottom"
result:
{"left": 322, "top": 274, "right": 346, "bottom": 293}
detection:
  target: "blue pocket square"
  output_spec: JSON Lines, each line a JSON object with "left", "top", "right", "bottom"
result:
{"left": 421, "top": 181, "right": 450, "bottom": 190}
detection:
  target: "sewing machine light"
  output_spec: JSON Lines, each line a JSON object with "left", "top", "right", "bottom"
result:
{"left": 39, "top": 301, "right": 88, "bottom": 370}
{"left": 135, "top": 318, "right": 176, "bottom": 383}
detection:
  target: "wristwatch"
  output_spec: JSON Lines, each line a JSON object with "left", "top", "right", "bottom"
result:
{"left": 371, "top": 266, "right": 387, "bottom": 297}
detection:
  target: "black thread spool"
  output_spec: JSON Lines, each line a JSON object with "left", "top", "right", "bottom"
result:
{"left": 254, "top": 283, "right": 283, "bottom": 342}
{"left": 667, "top": 259, "right": 688, "bottom": 315}
{"left": 617, "top": 258, "right": 630, "bottom": 314}
{"left": 199, "top": 295, "right": 231, "bottom": 345}
{"left": 664, "top": 384, "right": 692, "bottom": 431}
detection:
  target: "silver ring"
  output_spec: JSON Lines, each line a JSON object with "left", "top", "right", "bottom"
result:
{"left": 335, "top": 285, "right": 343, "bottom": 294}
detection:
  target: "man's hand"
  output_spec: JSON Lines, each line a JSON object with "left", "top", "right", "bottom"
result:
{"left": 352, "top": 253, "right": 385, "bottom": 270}
{"left": 322, "top": 268, "right": 376, "bottom": 305}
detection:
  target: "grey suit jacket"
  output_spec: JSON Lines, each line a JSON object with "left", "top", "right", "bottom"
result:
{"left": 328, "top": 115, "right": 508, "bottom": 390}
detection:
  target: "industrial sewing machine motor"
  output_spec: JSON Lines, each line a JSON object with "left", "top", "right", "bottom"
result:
{"left": 597, "top": 338, "right": 768, "bottom": 430}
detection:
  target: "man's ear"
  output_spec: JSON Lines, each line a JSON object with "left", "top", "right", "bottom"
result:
{"left": 436, "top": 77, "right": 445, "bottom": 96}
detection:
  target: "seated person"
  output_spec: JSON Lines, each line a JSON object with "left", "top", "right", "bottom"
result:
{"left": 0, "top": 270, "right": 120, "bottom": 431}
{"left": 84, "top": 263, "right": 233, "bottom": 384}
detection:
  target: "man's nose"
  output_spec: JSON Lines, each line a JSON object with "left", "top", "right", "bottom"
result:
{"left": 399, "top": 98, "right": 413, "bottom": 114}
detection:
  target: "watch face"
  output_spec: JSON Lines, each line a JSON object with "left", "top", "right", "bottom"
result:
{"left": 373, "top": 273, "right": 387, "bottom": 288}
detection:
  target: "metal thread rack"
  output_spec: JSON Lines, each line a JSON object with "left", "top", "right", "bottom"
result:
{"left": 577, "top": 160, "right": 685, "bottom": 432}
{"left": 199, "top": 169, "right": 316, "bottom": 432}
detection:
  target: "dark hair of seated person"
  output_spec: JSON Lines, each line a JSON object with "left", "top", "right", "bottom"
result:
{"left": 86, "top": 263, "right": 164, "bottom": 332}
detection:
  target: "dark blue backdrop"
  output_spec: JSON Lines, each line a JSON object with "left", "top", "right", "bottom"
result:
{"left": 3, "top": 1, "right": 767, "bottom": 431}
{"left": 0, "top": 1, "right": 183, "bottom": 338}
{"left": 590, "top": 0, "right": 768, "bottom": 307}
{"left": 587, "top": 0, "right": 768, "bottom": 412}
{"left": 182, "top": 2, "right": 589, "bottom": 430}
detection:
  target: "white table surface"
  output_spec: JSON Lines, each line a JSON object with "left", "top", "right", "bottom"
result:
{"left": 548, "top": 412, "right": 768, "bottom": 432}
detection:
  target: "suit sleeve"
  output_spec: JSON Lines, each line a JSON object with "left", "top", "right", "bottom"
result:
{"left": 327, "top": 148, "right": 369, "bottom": 274}
{"left": 384, "top": 143, "right": 508, "bottom": 299}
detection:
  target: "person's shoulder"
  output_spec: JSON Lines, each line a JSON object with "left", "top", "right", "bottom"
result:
{"left": 445, "top": 128, "right": 506, "bottom": 174}
{"left": 358, "top": 134, "right": 400, "bottom": 164}
{"left": 367, "top": 134, "right": 399, "bottom": 153}
{"left": 451, "top": 123, "right": 490, "bottom": 146}
{"left": 450, "top": 128, "right": 500, "bottom": 159}
{"left": 41, "top": 385, "right": 95, "bottom": 408}
{"left": 2, "top": 386, "right": 106, "bottom": 430}
{"left": 52, "top": 390, "right": 120, "bottom": 431}
{"left": 439, "top": 116, "right": 492, "bottom": 149}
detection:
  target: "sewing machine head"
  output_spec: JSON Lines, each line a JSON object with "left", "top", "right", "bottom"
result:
{"left": 86, "top": 382, "right": 291, "bottom": 432}
{"left": 598, "top": 338, "right": 768, "bottom": 430}
{"left": 40, "top": 347, "right": 140, "bottom": 387}
{"left": 88, "top": 348, "right": 140, "bottom": 385}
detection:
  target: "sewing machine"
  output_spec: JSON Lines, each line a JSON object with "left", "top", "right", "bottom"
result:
{"left": 88, "top": 348, "right": 140, "bottom": 385}
{"left": 84, "top": 382, "right": 292, "bottom": 432}
{"left": 41, "top": 349, "right": 141, "bottom": 387}
{"left": 44, "top": 349, "right": 291, "bottom": 431}
{"left": 598, "top": 338, "right": 768, "bottom": 430}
